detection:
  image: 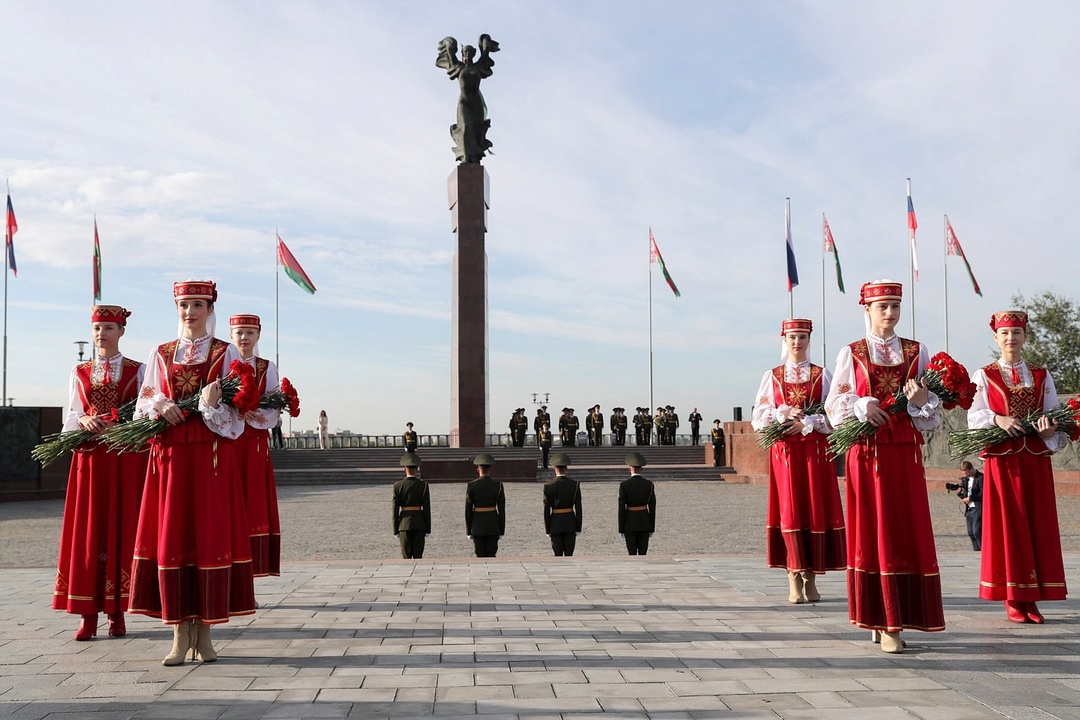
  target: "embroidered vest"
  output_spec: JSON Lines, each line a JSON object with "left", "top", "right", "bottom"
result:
{"left": 76, "top": 357, "right": 143, "bottom": 415}
{"left": 158, "top": 338, "right": 231, "bottom": 400}
{"left": 849, "top": 337, "right": 923, "bottom": 445}
{"left": 770, "top": 364, "right": 825, "bottom": 409}
{"left": 981, "top": 362, "right": 1052, "bottom": 457}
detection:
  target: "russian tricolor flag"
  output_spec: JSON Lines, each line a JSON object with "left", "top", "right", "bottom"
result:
{"left": 785, "top": 198, "right": 798, "bottom": 291}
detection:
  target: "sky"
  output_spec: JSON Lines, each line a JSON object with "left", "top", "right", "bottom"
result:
{"left": 2, "top": 1, "right": 1078, "bottom": 436}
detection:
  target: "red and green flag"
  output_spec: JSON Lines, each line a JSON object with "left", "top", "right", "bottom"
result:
{"left": 5, "top": 191, "right": 17, "bottom": 277}
{"left": 649, "top": 229, "right": 680, "bottom": 297}
{"left": 946, "top": 217, "right": 982, "bottom": 296}
{"left": 277, "top": 233, "right": 316, "bottom": 294}
{"left": 93, "top": 218, "right": 102, "bottom": 301}
{"left": 822, "top": 214, "right": 845, "bottom": 293}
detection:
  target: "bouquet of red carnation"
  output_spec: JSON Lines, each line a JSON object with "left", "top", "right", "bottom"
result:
{"left": 104, "top": 360, "right": 260, "bottom": 452}
{"left": 828, "top": 351, "right": 976, "bottom": 458}
{"left": 757, "top": 402, "right": 825, "bottom": 450}
{"left": 255, "top": 377, "right": 301, "bottom": 418}
{"left": 948, "top": 395, "right": 1080, "bottom": 458}
{"left": 32, "top": 401, "right": 136, "bottom": 467}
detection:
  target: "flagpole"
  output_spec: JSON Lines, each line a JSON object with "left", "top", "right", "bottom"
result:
{"left": 943, "top": 214, "right": 950, "bottom": 355}
{"left": 907, "top": 178, "right": 916, "bottom": 338}
{"left": 786, "top": 198, "right": 793, "bottom": 318}
{"left": 648, "top": 231, "right": 654, "bottom": 420}
{"left": 821, "top": 213, "right": 827, "bottom": 363}
{"left": 275, "top": 229, "right": 280, "bottom": 370}
{"left": 2, "top": 179, "right": 8, "bottom": 407}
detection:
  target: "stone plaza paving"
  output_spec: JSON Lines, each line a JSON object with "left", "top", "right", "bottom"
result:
{"left": 2, "top": 483, "right": 1080, "bottom": 719}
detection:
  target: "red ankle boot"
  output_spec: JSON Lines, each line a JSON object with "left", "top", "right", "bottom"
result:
{"left": 75, "top": 614, "right": 98, "bottom": 641}
{"left": 108, "top": 612, "right": 127, "bottom": 637}
{"left": 1004, "top": 600, "right": 1030, "bottom": 624}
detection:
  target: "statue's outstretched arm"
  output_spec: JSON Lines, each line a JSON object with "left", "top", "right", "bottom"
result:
{"left": 436, "top": 37, "right": 461, "bottom": 73}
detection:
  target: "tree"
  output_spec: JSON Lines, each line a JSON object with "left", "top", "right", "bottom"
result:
{"left": 1009, "top": 290, "right": 1080, "bottom": 394}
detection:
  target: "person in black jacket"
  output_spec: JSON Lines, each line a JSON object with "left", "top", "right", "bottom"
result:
{"left": 543, "top": 452, "right": 583, "bottom": 556}
{"left": 392, "top": 453, "right": 430, "bottom": 559}
{"left": 710, "top": 419, "right": 726, "bottom": 468}
{"left": 537, "top": 423, "right": 553, "bottom": 469}
{"left": 688, "top": 408, "right": 703, "bottom": 446}
{"left": 619, "top": 452, "right": 656, "bottom": 555}
{"left": 959, "top": 460, "right": 984, "bottom": 551}
{"left": 465, "top": 453, "right": 506, "bottom": 557}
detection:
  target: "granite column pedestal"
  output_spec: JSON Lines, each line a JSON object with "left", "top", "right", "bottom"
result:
{"left": 448, "top": 164, "right": 489, "bottom": 448}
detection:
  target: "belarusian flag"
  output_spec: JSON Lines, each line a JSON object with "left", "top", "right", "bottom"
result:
{"left": 277, "top": 233, "right": 316, "bottom": 294}
{"left": 93, "top": 218, "right": 102, "bottom": 301}
{"left": 945, "top": 216, "right": 982, "bottom": 296}
{"left": 822, "top": 214, "right": 845, "bottom": 293}
{"left": 649, "top": 229, "right": 680, "bottom": 297}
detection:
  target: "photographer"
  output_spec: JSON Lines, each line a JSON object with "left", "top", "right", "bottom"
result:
{"left": 952, "top": 461, "right": 983, "bottom": 551}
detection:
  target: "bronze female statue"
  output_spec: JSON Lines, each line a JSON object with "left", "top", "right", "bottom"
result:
{"left": 436, "top": 34, "right": 500, "bottom": 164}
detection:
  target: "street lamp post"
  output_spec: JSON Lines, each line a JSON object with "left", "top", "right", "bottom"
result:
{"left": 74, "top": 341, "right": 89, "bottom": 361}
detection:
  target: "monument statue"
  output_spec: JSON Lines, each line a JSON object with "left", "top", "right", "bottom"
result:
{"left": 436, "top": 34, "right": 500, "bottom": 164}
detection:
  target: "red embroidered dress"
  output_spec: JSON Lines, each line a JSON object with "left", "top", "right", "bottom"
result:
{"left": 835, "top": 338, "right": 945, "bottom": 632}
{"left": 973, "top": 364, "right": 1067, "bottom": 603}
{"left": 53, "top": 357, "right": 148, "bottom": 615}
{"left": 234, "top": 356, "right": 281, "bottom": 577}
{"left": 754, "top": 364, "right": 845, "bottom": 574}
{"left": 128, "top": 338, "right": 256, "bottom": 624}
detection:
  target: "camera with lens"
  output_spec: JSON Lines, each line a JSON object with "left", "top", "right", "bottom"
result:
{"left": 945, "top": 480, "right": 968, "bottom": 499}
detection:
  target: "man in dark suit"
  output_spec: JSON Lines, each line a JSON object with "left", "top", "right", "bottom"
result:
{"left": 688, "top": 408, "right": 703, "bottom": 446}
{"left": 465, "top": 453, "right": 506, "bottom": 557}
{"left": 710, "top": 419, "right": 726, "bottom": 469}
{"left": 392, "top": 452, "right": 430, "bottom": 559}
{"left": 403, "top": 422, "right": 418, "bottom": 453}
{"left": 537, "top": 423, "right": 553, "bottom": 469}
{"left": 618, "top": 452, "right": 656, "bottom": 556}
{"left": 543, "top": 452, "right": 582, "bottom": 556}
{"left": 960, "top": 460, "right": 984, "bottom": 551}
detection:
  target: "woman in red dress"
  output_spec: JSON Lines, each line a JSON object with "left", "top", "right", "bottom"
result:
{"left": 53, "top": 305, "right": 147, "bottom": 640}
{"left": 128, "top": 280, "right": 255, "bottom": 666}
{"left": 968, "top": 311, "right": 1067, "bottom": 623}
{"left": 229, "top": 314, "right": 281, "bottom": 581}
{"left": 751, "top": 318, "right": 845, "bottom": 604}
{"left": 824, "top": 281, "right": 944, "bottom": 653}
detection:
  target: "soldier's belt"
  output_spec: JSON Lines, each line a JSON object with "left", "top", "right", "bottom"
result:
{"left": 626, "top": 505, "right": 649, "bottom": 511}
{"left": 472, "top": 506, "right": 497, "bottom": 512}
{"left": 552, "top": 508, "right": 575, "bottom": 514}
{"left": 400, "top": 506, "right": 423, "bottom": 511}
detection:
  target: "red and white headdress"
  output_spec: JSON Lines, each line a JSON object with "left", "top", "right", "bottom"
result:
{"left": 173, "top": 280, "right": 218, "bottom": 303}
{"left": 989, "top": 310, "right": 1028, "bottom": 331}
{"left": 90, "top": 305, "right": 131, "bottom": 326}
{"left": 780, "top": 318, "right": 813, "bottom": 335}
{"left": 859, "top": 280, "right": 903, "bottom": 305}
{"left": 229, "top": 314, "right": 261, "bottom": 330}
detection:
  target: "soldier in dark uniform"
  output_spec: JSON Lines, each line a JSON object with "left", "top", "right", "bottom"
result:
{"left": 534, "top": 406, "right": 550, "bottom": 438}
{"left": 392, "top": 452, "right": 430, "bottom": 559}
{"left": 668, "top": 406, "right": 680, "bottom": 445}
{"left": 465, "top": 453, "right": 505, "bottom": 558}
{"left": 403, "top": 422, "right": 418, "bottom": 453}
{"left": 654, "top": 407, "right": 667, "bottom": 445}
{"left": 588, "top": 404, "right": 604, "bottom": 447}
{"left": 611, "top": 407, "right": 628, "bottom": 446}
{"left": 585, "top": 406, "right": 596, "bottom": 447}
{"left": 564, "top": 408, "right": 579, "bottom": 447}
{"left": 688, "top": 408, "right": 703, "bottom": 446}
{"left": 619, "top": 452, "right": 656, "bottom": 556}
{"left": 558, "top": 408, "right": 570, "bottom": 445}
{"left": 513, "top": 408, "right": 529, "bottom": 447}
{"left": 711, "top": 419, "right": 726, "bottom": 469}
{"left": 543, "top": 452, "right": 583, "bottom": 556}
{"left": 641, "top": 408, "right": 653, "bottom": 445}
{"left": 633, "top": 408, "right": 645, "bottom": 445}
{"left": 537, "top": 423, "right": 553, "bottom": 469}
